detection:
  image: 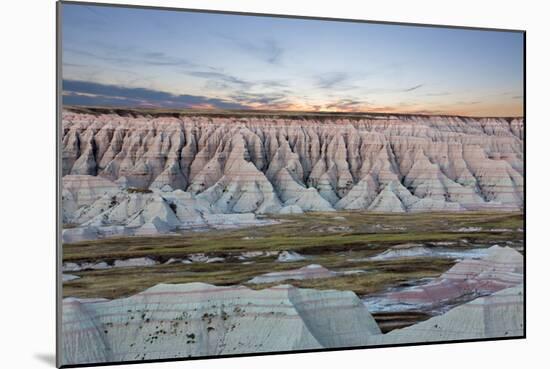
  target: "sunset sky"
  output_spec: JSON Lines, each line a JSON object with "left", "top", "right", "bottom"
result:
{"left": 61, "top": 3, "right": 524, "bottom": 116}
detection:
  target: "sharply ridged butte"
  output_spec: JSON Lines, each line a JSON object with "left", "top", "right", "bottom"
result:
{"left": 62, "top": 111, "right": 524, "bottom": 214}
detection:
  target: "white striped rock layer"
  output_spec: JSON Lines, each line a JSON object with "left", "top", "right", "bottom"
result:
{"left": 62, "top": 111, "right": 524, "bottom": 214}
{"left": 61, "top": 283, "right": 381, "bottom": 365}
{"left": 61, "top": 282, "right": 524, "bottom": 366}
{"left": 372, "top": 284, "right": 524, "bottom": 344}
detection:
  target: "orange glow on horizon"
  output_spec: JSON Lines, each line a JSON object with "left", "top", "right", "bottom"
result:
{"left": 174, "top": 96, "right": 524, "bottom": 117}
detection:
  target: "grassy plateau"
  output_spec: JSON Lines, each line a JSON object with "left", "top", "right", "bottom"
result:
{"left": 62, "top": 211, "right": 524, "bottom": 301}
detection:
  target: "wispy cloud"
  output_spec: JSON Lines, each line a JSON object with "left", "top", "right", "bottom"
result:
{"left": 407, "top": 109, "right": 446, "bottom": 115}
{"left": 402, "top": 84, "right": 423, "bottom": 92}
{"left": 62, "top": 79, "right": 515, "bottom": 116}
{"left": 245, "top": 39, "right": 284, "bottom": 65}
{"left": 424, "top": 91, "right": 451, "bottom": 97}
{"left": 185, "top": 70, "right": 289, "bottom": 95}
{"left": 230, "top": 91, "right": 288, "bottom": 106}
{"left": 217, "top": 34, "right": 284, "bottom": 65}
{"left": 316, "top": 72, "right": 351, "bottom": 89}
{"left": 62, "top": 79, "right": 248, "bottom": 109}
{"left": 186, "top": 71, "right": 251, "bottom": 88}
{"left": 456, "top": 100, "right": 481, "bottom": 105}
{"left": 65, "top": 46, "right": 196, "bottom": 69}
{"left": 324, "top": 99, "right": 366, "bottom": 111}
{"left": 259, "top": 80, "right": 289, "bottom": 89}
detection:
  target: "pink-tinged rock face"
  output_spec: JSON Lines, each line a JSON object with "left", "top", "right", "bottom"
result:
{"left": 61, "top": 111, "right": 524, "bottom": 213}
{"left": 373, "top": 284, "right": 524, "bottom": 344}
{"left": 364, "top": 245, "right": 523, "bottom": 312}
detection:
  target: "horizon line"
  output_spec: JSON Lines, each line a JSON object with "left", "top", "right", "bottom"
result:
{"left": 62, "top": 105, "right": 524, "bottom": 120}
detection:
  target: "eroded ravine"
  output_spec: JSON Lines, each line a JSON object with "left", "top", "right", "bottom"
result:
{"left": 62, "top": 109, "right": 524, "bottom": 214}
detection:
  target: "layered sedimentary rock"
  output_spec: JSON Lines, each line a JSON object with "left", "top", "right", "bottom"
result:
{"left": 61, "top": 283, "right": 381, "bottom": 366}
{"left": 373, "top": 285, "right": 524, "bottom": 344}
{"left": 62, "top": 110, "right": 524, "bottom": 213}
{"left": 363, "top": 245, "right": 524, "bottom": 313}
{"left": 62, "top": 174, "right": 278, "bottom": 242}
{"left": 61, "top": 281, "right": 524, "bottom": 365}
{"left": 368, "top": 243, "right": 490, "bottom": 261}
{"left": 247, "top": 264, "right": 362, "bottom": 284}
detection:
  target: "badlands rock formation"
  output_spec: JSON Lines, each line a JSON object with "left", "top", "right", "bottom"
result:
{"left": 61, "top": 283, "right": 381, "bottom": 365}
{"left": 62, "top": 110, "right": 524, "bottom": 216}
{"left": 368, "top": 243, "right": 490, "bottom": 261}
{"left": 373, "top": 285, "right": 524, "bottom": 344}
{"left": 364, "top": 245, "right": 524, "bottom": 313}
{"left": 248, "top": 264, "right": 361, "bottom": 284}
{"left": 61, "top": 281, "right": 524, "bottom": 365}
{"left": 62, "top": 174, "right": 277, "bottom": 242}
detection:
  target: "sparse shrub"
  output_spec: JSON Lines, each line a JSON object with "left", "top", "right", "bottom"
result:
{"left": 127, "top": 187, "right": 153, "bottom": 194}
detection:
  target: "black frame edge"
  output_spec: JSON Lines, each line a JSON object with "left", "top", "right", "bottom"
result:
{"left": 56, "top": 1, "right": 63, "bottom": 368}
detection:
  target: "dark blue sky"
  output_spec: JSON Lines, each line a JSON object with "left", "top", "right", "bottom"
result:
{"left": 62, "top": 3, "right": 524, "bottom": 116}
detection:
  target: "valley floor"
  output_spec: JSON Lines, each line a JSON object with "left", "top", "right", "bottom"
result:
{"left": 62, "top": 211, "right": 524, "bottom": 330}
